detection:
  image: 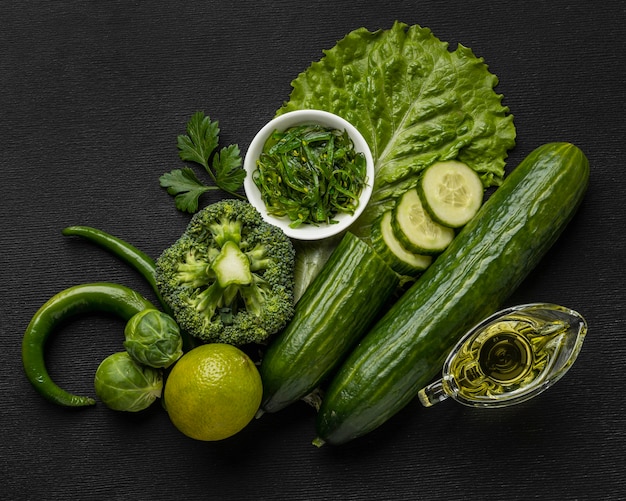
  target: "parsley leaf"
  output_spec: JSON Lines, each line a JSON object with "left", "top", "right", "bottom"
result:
{"left": 213, "top": 144, "right": 245, "bottom": 193}
{"left": 159, "top": 167, "right": 217, "bottom": 213}
{"left": 176, "top": 111, "right": 219, "bottom": 174}
{"left": 161, "top": 111, "right": 245, "bottom": 213}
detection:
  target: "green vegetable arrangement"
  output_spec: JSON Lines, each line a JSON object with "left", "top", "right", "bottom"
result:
{"left": 279, "top": 22, "right": 516, "bottom": 284}
{"left": 22, "top": 283, "right": 165, "bottom": 407}
{"left": 314, "top": 142, "right": 589, "bottom": 445}
{"left": 282, "top": 22, "right": 515, "bottom": 204}
{"left": 20, "top": 22, "right": 590, "bottom": 449}
{"left": 22, "top": 201, "right": 291, "bottom": 409}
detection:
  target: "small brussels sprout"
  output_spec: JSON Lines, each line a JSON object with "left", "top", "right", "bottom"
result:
{"left": 94, "top": 352, "right": 163, "bottom": 412}
{"left": 123, "top": 309, "right": 183, "bottom": 369}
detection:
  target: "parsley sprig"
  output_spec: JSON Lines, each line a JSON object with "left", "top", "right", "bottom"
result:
{"left": 160, "top": 111, "right": 245, "bottom": 213}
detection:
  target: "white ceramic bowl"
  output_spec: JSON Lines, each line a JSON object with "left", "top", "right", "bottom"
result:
{"left": 243, "top": 110, "right": 374, "bottom": 240}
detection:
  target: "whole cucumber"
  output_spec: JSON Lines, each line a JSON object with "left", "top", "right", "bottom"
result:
{"left": 315, "top": 142, "right": 590, "bottom": 445}
{"left": 259, "top": 232, "right": 398, "bottom": 414}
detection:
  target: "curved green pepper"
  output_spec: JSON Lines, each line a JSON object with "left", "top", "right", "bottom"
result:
{"left": 62, "top": 225, "right": 163, "bottom": 305}
{"left": 22, "top": 282, "right": 156, "bottom": 407}
{"left": 62, "top": 225, "right": 196, "bottom": 351}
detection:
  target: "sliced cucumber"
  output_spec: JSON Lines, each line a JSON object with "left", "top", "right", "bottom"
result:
{"left": 392, "top": 189, "right": 455, "bottom": 255}
{"left": 371, "top": 211, "right": 432, "bottom": 276}
{"left": 418, "top": 160, "right": 484, "bottom": 228}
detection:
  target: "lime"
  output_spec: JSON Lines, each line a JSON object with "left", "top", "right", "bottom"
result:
{"left": 163, "top": 343, "right": 262, "bottom": 441}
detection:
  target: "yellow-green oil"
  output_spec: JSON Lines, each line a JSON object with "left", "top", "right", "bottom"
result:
{"left": 446, "top": 315, "right": 569, "bottom": 401}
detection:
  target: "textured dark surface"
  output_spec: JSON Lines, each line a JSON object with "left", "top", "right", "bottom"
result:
{"left": 2, "top": 1, "right": 625, "bottom": 500}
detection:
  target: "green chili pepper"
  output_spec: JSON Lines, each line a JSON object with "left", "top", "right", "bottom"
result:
{"left": 62, "top": 226, "right": 162, "bottom": 305}
{"left": 22, "top": 283, "right": 156, "bottom": 407}
{"left": 62, "top": 225, "right": 197, "bottom": 351}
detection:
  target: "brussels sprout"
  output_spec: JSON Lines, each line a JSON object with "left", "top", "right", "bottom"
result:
{"left": 94, "top": 352, "right": 163, "bottom": 412}
{"left": 123, "top": 309, "right": 183, "bottom": 368}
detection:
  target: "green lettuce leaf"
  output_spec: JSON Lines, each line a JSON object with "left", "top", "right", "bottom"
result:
{"left": 278, "top": 22, "right": 516, "bottom": 241}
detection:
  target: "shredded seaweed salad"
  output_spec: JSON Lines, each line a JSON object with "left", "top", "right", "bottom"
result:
{"left": 253, "top": 124, "right": 367, "bottom": 228}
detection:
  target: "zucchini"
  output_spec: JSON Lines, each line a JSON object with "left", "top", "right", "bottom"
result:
{"left": 392, "top": 189, "right": 455, "bottom": 255}
{"left": 258, "top": 231, "right": 399, "bottom": 414}
{"left": 315, "top": 143, "right": 589, "bottom": 446}
{"left": 418, "top": 160, "right": 484, "bottom": 228}
{"left": 371, "top": 211, "right": 432, "bottom": 276}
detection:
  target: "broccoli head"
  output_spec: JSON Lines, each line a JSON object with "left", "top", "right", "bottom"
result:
{"left": 155, "top": 199, "right": 296, "bottom": 345}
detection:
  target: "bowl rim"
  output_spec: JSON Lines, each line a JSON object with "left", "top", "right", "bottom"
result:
{"left": 243, "top": 109, "right": 374, "bottom": 241}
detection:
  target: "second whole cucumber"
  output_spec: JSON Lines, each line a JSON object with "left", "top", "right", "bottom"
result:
{"left": 258, "top": 231, "right": 399, "bottom": 414}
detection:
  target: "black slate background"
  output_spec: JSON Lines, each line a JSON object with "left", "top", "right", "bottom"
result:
{"left": 2, "top": 1, "right": 625, "bottom": 500}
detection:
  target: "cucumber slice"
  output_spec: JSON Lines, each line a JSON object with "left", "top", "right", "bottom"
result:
{"left": 418, "top": 160, "right": 484, "bottom": 228}
{"left": 371, "top": 211, "right": 432, "bottom": 275}
{"left": 392, "top": 189, "right": 455, "bottom": 255}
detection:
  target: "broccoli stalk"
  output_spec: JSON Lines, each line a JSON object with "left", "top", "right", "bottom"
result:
{"left": 213, "top": 241, "right": 253, "bottom": 287}
{"left": 155, "top": 200, "right": 296, "bottom": 345}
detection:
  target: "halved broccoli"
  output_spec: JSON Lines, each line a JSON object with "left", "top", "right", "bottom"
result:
{"left": 155, "top": 199, "right": 296, "bottom": 345}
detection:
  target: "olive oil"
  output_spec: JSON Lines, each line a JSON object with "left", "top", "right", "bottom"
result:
{"left": 418, "top": 304, "right": 587, "bottom": 408}
{"left": 445, "top": 316, "right": 569, "bottom": 402}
